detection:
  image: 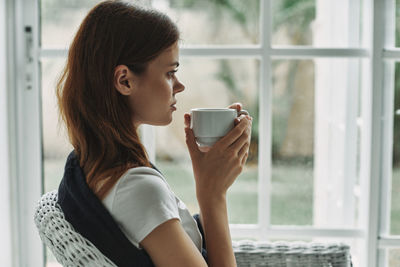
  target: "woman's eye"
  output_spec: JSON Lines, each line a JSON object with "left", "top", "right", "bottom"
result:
{"left": 167, "top": 69, "right": 178, "bottom": 78}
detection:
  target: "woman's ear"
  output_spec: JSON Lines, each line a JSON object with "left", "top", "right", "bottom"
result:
{"left": 114, "top": 65, "right": 135, "bottom": 95}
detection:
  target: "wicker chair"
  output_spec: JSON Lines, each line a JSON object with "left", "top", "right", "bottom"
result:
{"left": 35, "top": 191, "right": 352, "bottom": 267}
{"left": 34, "top": 190, "right": 116, "bottom": 267}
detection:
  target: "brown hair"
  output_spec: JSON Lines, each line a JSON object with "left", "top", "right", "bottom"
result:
{"left": 57, "top": 0, "right": 179, "bottom": 199}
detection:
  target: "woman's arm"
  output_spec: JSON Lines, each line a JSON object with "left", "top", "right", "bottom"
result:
{"left": 140, "top": 218, "right": 208, "bottom": 267}
{"left": 198, "top": 195, "right": 236, "bottom": 267}
{"left": 184, "top": 103, "right": 253, "bottom": 267}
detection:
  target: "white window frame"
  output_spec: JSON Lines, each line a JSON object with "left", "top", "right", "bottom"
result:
{"left": 1, "top": 0, "right": 13, "bottom": 266}
{"left": 7, "top": 0, "right": 44, "bottom": 265}
{"left": 375, "top": 0, "right": 400, "bottom": 265}
{"left": 5, "top": 0, "right": 400, "bottom": 266}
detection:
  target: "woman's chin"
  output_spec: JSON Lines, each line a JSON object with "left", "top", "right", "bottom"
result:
{"left": 140, "top": 114, "right": 174, "bottom": 126}
{"left": 152, "top": 117, "right": 173, "bottom": 126}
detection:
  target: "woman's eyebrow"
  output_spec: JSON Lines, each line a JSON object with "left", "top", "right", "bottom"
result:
{"left": 168, "top": 61, "right": 179, "bottom": 67}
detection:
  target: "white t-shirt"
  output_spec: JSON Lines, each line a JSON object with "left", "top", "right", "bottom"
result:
{"left": 102, "top": 166, "right": 203, "bottom": 252}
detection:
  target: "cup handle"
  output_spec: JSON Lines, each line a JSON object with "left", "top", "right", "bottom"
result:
{"left": 237, "top": 109, "right": 249, "bottom": 116}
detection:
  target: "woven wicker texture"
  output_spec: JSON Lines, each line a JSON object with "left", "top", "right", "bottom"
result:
{"left": 232, "top": 240, "right": 352, "bottom": 267}
{"left": 34, "top": 190, "right": 117, "bottom": 267}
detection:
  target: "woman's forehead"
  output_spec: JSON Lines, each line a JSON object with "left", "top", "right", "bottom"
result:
{"left": 151, "top": 44, "right": 179, "bottom": 67}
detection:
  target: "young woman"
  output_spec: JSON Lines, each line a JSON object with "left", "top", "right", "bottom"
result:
{"left": 56, "top": 1, "right": 253, "bottom": 266}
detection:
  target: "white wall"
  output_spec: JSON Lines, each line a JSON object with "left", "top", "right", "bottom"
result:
{"left": 0, "top": 0, "right": 12, "bottom": 265}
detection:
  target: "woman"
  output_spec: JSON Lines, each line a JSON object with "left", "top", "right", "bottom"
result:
{"left": 56, "top": 1, "right": 253, "bottom": 266}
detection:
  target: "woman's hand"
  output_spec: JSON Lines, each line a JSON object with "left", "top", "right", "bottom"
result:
{"left": 227, "top": 102, "right": 247, "bottom": 125}
{"left": 184, "top": 103, "right": 252, "bottom": 205}
{"left": 195, "top": 103, "right": 245, "bottom": 153}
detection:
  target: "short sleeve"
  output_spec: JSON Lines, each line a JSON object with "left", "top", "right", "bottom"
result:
{"left": 108, "top": 170, "right": 180, "bottom": 248}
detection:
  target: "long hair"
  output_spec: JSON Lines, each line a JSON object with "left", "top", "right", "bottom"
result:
{"left": 57, "top": 0, "right": 179, "bottom": 199}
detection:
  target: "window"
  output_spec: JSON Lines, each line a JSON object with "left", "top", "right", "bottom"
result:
{"left": 8, "top": 0, "right": 400, "bottom": 266}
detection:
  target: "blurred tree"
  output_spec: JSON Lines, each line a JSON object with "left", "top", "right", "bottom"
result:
{"left": 170, "top": 0, "right": 259, "bottom": 43}
{"left": 273, "top": 0, "right": 315, "bottom": 38}
{"left": 214, "top": 60, "right": 244, "bottom": 100}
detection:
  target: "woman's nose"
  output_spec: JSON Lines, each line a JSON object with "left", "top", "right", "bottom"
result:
{"left": 174, "top": 79, "right": 185, "bottom": 93}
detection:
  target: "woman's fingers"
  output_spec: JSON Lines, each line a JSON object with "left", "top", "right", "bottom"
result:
{"left": 237, "top": 140, "right": 250, "bottom": 158}
{"left": 227, "top": 102, "right": 242, "bottom": 112}
{"left": 230, "top": 125, "right": 251, "bottom": 153}
{"left": 217, "top": 115, "right": 252, "bottom": 151}
{"left": 199, "top": 146, "right": 211, "bottom": 152}
{"left": 241, "top": 151, "right": 249, "bottom": 165}
{"left": 216, "top": 115, "right": 252, "bottom": 149}
{"left": 184, "top": 113, "right": 191, "bottom": 128}
{"left": 184, "top": 125, "right": 201, "bottom": 160}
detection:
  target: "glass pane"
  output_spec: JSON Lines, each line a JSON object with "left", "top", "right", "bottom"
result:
{"left": 41, "top": 58, "right": 73, "bottom": 267}
{"left": 41, "top": 0, "right": 260, "bottom": 48}
{"left": 392, "top": 63, "right": 400, "bottom": 235}
{"left": 41, "top": 58, "right": 73, "bottom": 193}
{"left": 164, "top": 0, "right": 260, "bottom": 45}
{"left": 41, "top": 0, "right": 99, "bottom": 48}
{"left": 271, "top": 59, "right": 362, "bottom": 227}
{"left": 40, "top": 0, "right": 152, "bottom": 48}
{"left": 272, "top": 0, "right": 362, "bottom": 47}
{"left": 155, "top": 58, "right": 259, "bottom": 224}
{"left": 389, "top": 249, "right": 400, "bottom": 267}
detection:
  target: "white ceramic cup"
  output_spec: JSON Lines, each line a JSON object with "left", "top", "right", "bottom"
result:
{"left": 190, "top": 108, "right": 249, "bottom": 147}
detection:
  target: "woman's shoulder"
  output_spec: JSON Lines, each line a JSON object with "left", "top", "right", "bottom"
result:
{"left": 112, "top": 166, "right": 173, "bottom": 200}
{"left": 124, "top": 166, "right": 164, "bottom": 178}
{"left": 118, "top": 166, "right": 167, "bottom": 187}
{"left": 103, "top": 165, "right": 177, "bottom": 213}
